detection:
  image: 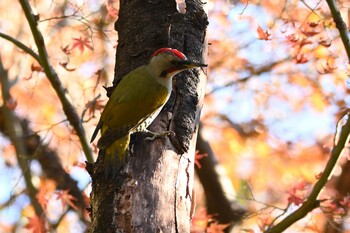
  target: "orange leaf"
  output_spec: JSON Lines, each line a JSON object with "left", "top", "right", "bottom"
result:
{"left": 257, "top": 25, "right": 271, "bottom": 40}
{"left": 315, "top": 172, "right": 323, "bottom": 180}
{"left": 36, "top": 188, "right": 49, "bottom": 210}
{"left": 31, "top": 63, "right": 43, "bottom": 72}
{"left": 207, "top": 221, "right": 230, "bottom": 233}
{"left": 73, "top": 161, "right": 86, "bottom": 169}
{"left": 106, "top": 0, "right": 119, "bottom": 18}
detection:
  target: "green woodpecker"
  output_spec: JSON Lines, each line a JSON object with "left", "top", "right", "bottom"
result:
{"left": 91, "top": 48, "right": 207, "bottom": 177}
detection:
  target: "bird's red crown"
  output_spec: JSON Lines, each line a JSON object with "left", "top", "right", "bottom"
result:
{"left": 151, "top": 48, "right": 187, "bottom": 60}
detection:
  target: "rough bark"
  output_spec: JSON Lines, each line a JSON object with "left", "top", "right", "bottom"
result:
{"left": 89, "top": 0, "right": 207, "bottom": 232}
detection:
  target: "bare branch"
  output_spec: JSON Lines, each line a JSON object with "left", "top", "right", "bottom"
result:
{"left": 326, "top": 0, "right": 350, "bottom": 62}
{"left": 18, "top": 0, "right": 93, "bottom": 162}
{"left": 0, "top": 56, "right": 44, "bottom": 217}
{"left": 0, "top": 32, "right": 41, "bottom": 63}
{"left": 266, "top": 112, "right": 350, "bottom": 232}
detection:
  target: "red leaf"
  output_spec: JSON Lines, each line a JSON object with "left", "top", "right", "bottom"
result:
{"left": 308, "top": 21, "right": 320, "bottom": 28}
{"left": 257, "top": 25, "right": 271, "bottom": 40}
{"left": 194, "top": 150, "right": 208, "bottom": 169}
{"left": 56, "top": 190, "right": 78, "bottom": 210}
{"left": 294, "top": 53, "right": 308, "bottom": 64}
{"left": 69, "top": 37, "right": 93, "bottom": 54}
{"left": 25, "top": 215, "right": 46, "bottom": 233}
{"left": 287, "top": 181, "right": 308, "bottom": 205}
{"left": 287, "top": 193, "right": 304, "bottom": 205}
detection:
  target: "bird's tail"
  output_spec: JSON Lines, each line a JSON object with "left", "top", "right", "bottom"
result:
{"left": 103, "top": 134, "right": 130, "bottom": 178}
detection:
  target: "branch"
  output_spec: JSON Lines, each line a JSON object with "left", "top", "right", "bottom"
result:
{"left": 195, "top": 124, "right": 246, "bottom": 225}
{"left": 266, "top": 1, "right": 350, "bottom": 231}
{"left": 326, "top": 0, "right": 350, "bottom": 62}
{"left": 0, "top": 32, "right": 41, "bottom": 63}
{"left": 0, "top": 57, "right": 44, "bottom": 217}
{"left": 18, "top": 0, "right": 93, "bottom": 162}
{"left": 0, "top": 59, "right": 87, "bottom": 224}
{"left": 265, "top": 112, "right": 350, "bottom": 232}
{"left": 206, "top": 57, "right": 289, "bottom": 95}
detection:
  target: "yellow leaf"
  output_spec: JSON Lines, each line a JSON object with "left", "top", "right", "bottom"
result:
{"left": 310, "top": 92, "right": 325, "bottom": 111}
{"left": 313, "top": 45, "right": 328, "bottom": 58}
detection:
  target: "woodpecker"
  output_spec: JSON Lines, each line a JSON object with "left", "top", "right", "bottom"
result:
{"left": 91, "top": 48, "right": 207, "bottom": 177}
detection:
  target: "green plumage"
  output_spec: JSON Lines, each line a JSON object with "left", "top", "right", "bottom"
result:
{"left": 90, "top": 48, "right": 207, "bottom": 178}
{"left": 91, "top": 65, "right": 170, "bottom": 177}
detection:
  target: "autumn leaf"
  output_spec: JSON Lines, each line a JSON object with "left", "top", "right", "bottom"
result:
{"left": 308, "top": 21, "right": 319, "bottom": 28}
{"left": 257, "top": 25, "right": 271, "bottom": 40}
{"left": 25, "top": 215, "right": 46, "bottom": 233}
{"left": 315, "top": 172, "right": 323, "bottom": 180}
{"left": 106, "top": 0, "right": 119, "bottom": 18}
{"left": 36, "top": 188, "right": 49, "bottom": 210}
{"left": 194, "top": 150, "right": 208, "bottom": 168}
{"left": 69, "top": 37, "right": 93, "bottom": 54}
{"left": 288, "top": 193, "right": 304, "bottom": 206}
{"left": 59, "top": 62, "right": 76, "bottom": 72}
{"left": 73, "top": 161, "right": 86, "bottom": 169}
{"left": 191, "top": 208, "right": 213, "bottom": 230}
{"left": 56, "top": 190, "right": 78, "bottom": 210}
{"left": 5, "top": 98, "right": 17, "bottom": 111}
{"left": 294, "top": 53, "right": 308, "bottom": 64}
{"left": 207, "top": 221, "right": 230, "bottom": 233}
{"left": 31, "top": 63, "right": 43, "bottom": 72}
{"left": 287, "top": 181, "right": 309, "bottom": 205}
{"left": 319, "top": 38, "right": 332, "bottom": 47}
{"left": 61, "top": 45, "right": 71, "bottom": 55}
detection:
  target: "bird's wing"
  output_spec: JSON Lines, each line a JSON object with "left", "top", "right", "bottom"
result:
{"left": 90, "top": 119, "right": 103, "bottom": 143}
{"left": 97, "top": 67, "right": 170, "bottom": 148}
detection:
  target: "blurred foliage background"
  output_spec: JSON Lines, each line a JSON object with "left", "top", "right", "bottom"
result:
{"left": 0, "top": 0, "right": 349, "bottom": 232}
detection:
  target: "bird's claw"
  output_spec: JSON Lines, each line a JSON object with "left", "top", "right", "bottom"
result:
{"left": 145, "top": 130, "right": 175, "bottom": 141}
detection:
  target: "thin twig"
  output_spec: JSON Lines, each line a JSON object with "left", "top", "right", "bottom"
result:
{"left": 81, "top": 94, "right": 101, "bottom": 122}
{"left": 18, "top": 0, "right": 93, "bottom": 162}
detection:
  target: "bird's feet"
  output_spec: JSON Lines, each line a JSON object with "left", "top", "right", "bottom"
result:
{"left": 144, "top": 130, "right": 175, "bottom": 141}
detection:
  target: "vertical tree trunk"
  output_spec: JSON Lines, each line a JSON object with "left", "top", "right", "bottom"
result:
{"left": 89, "top": 0, "right": 207, "bottom": 232}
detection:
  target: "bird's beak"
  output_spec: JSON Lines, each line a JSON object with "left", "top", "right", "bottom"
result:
{"left": 177, "top": 60, "right": 207, "bottom": 69}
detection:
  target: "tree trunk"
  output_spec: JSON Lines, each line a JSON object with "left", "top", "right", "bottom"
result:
{"left": 89, "top": 0, "right": 207, "bottom": 232}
